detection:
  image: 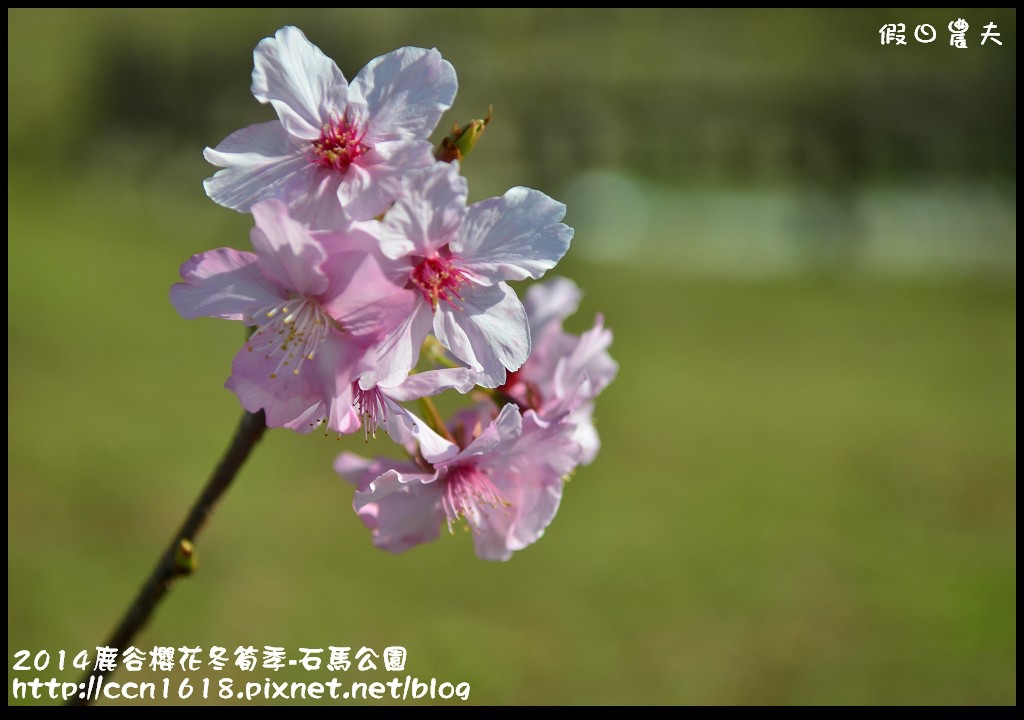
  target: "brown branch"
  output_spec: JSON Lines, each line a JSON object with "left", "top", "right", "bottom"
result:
{"left": 67, "top": 409, "right": 267, "bottom": 706}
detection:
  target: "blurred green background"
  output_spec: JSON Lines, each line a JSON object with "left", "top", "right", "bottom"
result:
{"left": 7, "top": 8, "right": 1015, "bottom": 705}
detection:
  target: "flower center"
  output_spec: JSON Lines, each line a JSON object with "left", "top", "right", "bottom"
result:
{"left": 441, "top": 463, "right": 510, "bottom": 532}
{"left": 352, "top": 383, "right": 388, "bottom": 440}
{"left": 410, "top": 254, "right": 468, "bottom": 310}
{"left": 309, "top": 116, "right": 368, "bottom": 172}
{"left": 247, "top": 297, "right": 337, "bottom": 379}
{"left": 498, "top": 369, "right": 544, "bottom": 410}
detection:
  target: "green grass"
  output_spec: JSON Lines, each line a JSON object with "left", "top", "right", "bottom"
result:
{"left": 7, "top": 165, "right": 1015, "bottom": 704}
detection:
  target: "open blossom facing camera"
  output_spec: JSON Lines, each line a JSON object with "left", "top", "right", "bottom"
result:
{"left": 204, "top": 26, "right": 457, "bottom": 227}
{"left": 170, "top": 200, "right": 411, "bottom": 433}
{"left": 364, "top": 161, "right": 574, "bottom": 389}
{"left": 337, "top": 404, "right": 580, "bottom": 561}
{"left": 173, "top": 25, "right": 616, "bottom": 562}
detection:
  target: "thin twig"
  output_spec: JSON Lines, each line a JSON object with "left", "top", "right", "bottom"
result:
{"left": 67, "top": 409, "right": 267, "bottom": 706}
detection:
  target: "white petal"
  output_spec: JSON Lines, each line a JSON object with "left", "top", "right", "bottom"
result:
{"left": 359, "top": 300, "right": 434, "bottom": 388}
{"left": 251, "top": 26, "right": 348, "bottom": 139}
{"left": 203, "top": 121, "right": 310, "bottom": 213}
{"left": 433, "top": 283, "right": 530, "bottom": 387}
{"left": 339, "top": 140, "right": 436, "bottom": 222}
{"left": 384, "top": 367, "right": 477, "bottom": 400}
{"left": 349, "top": 47, "right": 457, "bottom": 142}
{"left": 383, "top": 400, "right": 460, "bottom": 464}
{"left": 454, "top": 187, "right": 573, "bottom": 284}
{"left": 286, "top": 171, "right": 349, "bottom": 230}
{"left": 380, "top": 161, "right": 467, "bottom": 259}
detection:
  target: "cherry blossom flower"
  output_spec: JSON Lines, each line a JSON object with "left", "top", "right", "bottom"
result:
{"left": 337, "top": 404, "right": 580, "bottom": 561}
{"left": 204, "top": 26, "right": 457, "bottom": 226}
{"left": 363, "top": 162, "right": 573, "bottom": 389}
{"left": 498, "top": 277, "right": 617, "bottom": 464}
{"left": 170, "top": 200, "right": 411, "bottom": 432}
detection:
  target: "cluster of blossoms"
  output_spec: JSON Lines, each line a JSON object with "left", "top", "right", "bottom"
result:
{"left": 171, "top": 27, "right": 616, "bottom": 561}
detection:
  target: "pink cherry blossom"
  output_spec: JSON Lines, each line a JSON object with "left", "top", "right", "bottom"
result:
{"left": 337, "top": 404, "right": 580, "bottom": 561}
{"left": 364, "top": 162, "right": 574, "bottom": 389}
{"left": 170, "top": 200, "right": 411, "bottom": 433}
{"left": 204, "top": 26, "right": 457, "bottom": 226}
{"left": 499, "top": 277, "right": 618, "bottom": 464}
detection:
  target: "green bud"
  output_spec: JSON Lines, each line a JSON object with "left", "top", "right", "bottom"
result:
{"left": 174, "top": 538, "right": 198, "bottom": 575}
{"left": 435, "top": 106, "right": 493, "bottom": 163}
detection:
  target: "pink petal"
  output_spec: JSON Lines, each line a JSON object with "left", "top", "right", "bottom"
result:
{"left": 318, "top": 249, "right": 414, "bottom": 342}
{"left": 471, "top": 409, "right": 577, "bottom": 559}
{"left": 353, "top": 469, "right": 445, "bottom": 554}
{"left": 335, "top": 453, "right": 422, "bottom": 491}
{"left": 507, "top": 480, "right": 564, "bottom": 552}
{"left": 226, "top": 330, "right": 360, "bottom": 434}
{"left": 226, "top": 359, "right": 321, "bottom": 431}
{"left": 523, "top": 276, "right": 582, "bottom": 340}
{"left": 514, "top": 409, "right": 580, "bottom": 478}
{"left": 469, "top": 505, "right": 517, "bottom": 562}
{"left": 449, "top": 402, "right": 517, "bottom": 462}
{"left": 567, "top": 403, "right": 601, "bottom": 466}
{"left": 551, "top": 314, "right": 618, "bottom": 407}
{"left": 249, "top": 200, "right": 330, "bottom": 297}
{"left": 473, "top": 481, "right": 563, "bottom": 562}
{"left": 307, "top": 334, "right": 364, "bottom": 434}
{"left": 170, "top": 247, "right": 280, "bottom": 320}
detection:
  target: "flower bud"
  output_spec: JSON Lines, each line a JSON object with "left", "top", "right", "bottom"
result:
{"left": 174, "top": 539, "right": 198, "bottom": 575}
{"left": 435, "top": 106, "right": 492, "bottom": 163}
